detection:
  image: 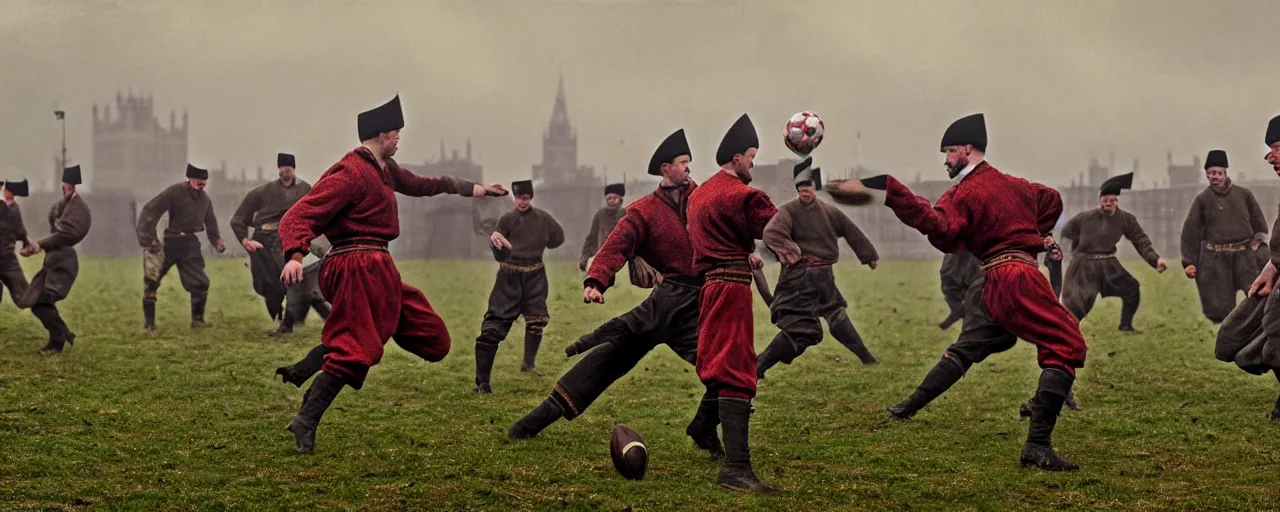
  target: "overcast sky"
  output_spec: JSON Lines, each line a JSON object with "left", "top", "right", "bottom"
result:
{"left": 2, "top": 0, "right": 1277, "bottom": 190}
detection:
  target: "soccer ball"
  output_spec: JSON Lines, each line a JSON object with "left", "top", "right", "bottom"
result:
{"left": 783, "top": 111, "right": 824, "bottom": 156}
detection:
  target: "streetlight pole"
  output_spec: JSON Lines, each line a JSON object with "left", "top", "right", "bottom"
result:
{"left": 54, "top": 110, "right": 66, "bottom": 190}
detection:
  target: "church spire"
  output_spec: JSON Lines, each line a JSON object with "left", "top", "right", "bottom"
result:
{"left": 550, "top": 73, "right": 569, "bottom": 128}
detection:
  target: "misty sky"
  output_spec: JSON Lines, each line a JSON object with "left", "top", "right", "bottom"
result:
{"left": 2, "top": 0, "right": 1277, "bottom": 191}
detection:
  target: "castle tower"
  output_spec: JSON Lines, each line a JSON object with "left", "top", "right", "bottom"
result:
{"left": 92, "top": 92, "right": 189, "bottom": 199}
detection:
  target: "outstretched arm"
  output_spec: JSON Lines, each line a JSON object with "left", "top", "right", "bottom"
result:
{"left": 585, "top": 213, "right": 646, "bottom": 292}
{"left": 883, "top": 176, "right": 968, "bottom": 253}
{"left": 390, "top": 162, "right": 479, "bottom": 198}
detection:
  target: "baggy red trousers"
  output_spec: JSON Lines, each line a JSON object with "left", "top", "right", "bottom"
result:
{"left": 318, "top": 248, "right": 452, "bottom": 388}
{"left": 983, "top": 260, "right": 1088, "bottom": 374}
{"left": 696, "top": 277, "right": 758, "bottom": 399}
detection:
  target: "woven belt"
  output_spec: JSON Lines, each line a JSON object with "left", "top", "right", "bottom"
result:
{"left": 327, "top": 244, "right": 388, "bottom": 258}
{"left": 1081, "top": 253, "right": 1116, "bottom": 260}
{"left": 980, "top": 250, "right": 1038, "bottom": 271}
{"left": 500, "top": 262, "right": 544, "bottom": 272}
{"left": 1206, "top": 240, "right": 1250, "bottom": 252}
{"left": 705, "top": 267, "right": 754, "bottom": 285}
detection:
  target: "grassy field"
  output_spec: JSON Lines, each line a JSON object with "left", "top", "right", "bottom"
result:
{"left": 1, "top": 256, "right": 1278, "bottom": 511}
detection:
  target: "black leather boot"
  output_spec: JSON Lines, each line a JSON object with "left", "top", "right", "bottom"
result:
{"left": 474, "top": 341, "right": 498, "bottom": 394}
{"left": 286, "top": 371, "right": 345, "bottom": 454}
{"left": 716, "top": 397, "right": 777, "bottom": 494}
{"left": 755, "top": 333, "right": 793, "bottom": 380}
{"left": 1118, "top": 295, "right": 1139, "bottom": 332}
{"left": 1020, "top": 368, "right": 1079, "bottom": 471}
{"left": 191, "top": 295, "right": 212, "bottom": 328}
{"left": 507, "top": 396, "right": 565, "bottom": 440}
{"left": 521, "top": 332, "right": 543, "bottom": 376}
{"left": 685, "top": 391, "right": 724, "bottom": 460}
{"left": 32, "top": 304, "right": 66, "bottom": 355}
{"left": 276, "top": 344, "right": 329, "bottom": 388}
{"left": 143, "top": 298, "right": 157, "bottom": 334}
{"left": 829, "top": 317, "right": 879, "bottom": 365}
{"left": 888, "top": 355, "right": 966, "bottom": 419}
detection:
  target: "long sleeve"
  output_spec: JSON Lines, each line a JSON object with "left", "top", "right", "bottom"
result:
{"left": 1033, "top": 183, "right": 1064, "bottom": 235}
{"left": 279, "top": 169, "right": 357, "bottom": 260}
{"left": 390, "top": 164, "right": 477, "bottom": 198}
{"left": 1180, "top": 198, "right": 1204, "bottom": 268}
{"left": 204, "top": 201, "right": 221, "bottom": 245}
{"left": 833, "top": 209, "right": 878, "bottom": 264}
{"left": 1123, "top": 213, "right": 1160, "bottom": 268}
{"left": 884, "top": 176, "right": 968, "bottom": 253}
{"left": 543, "top": 211, "right": 566, "bottom": 250}
{"left": 745, "top": 190, "right": 779, "bottom": 240}
{"left": 12, "top": 205, "right": 29, "bottom": 246}
{"left": 580, "top": 210, "right": 604, "bottom": 262}
{"left": 136, "top": 190, "right": 170, "bottom": 248}
{"left": 229, "top": 190, "right": 261, "bottom": 243}
{"left": 762, "top": 207, "right": 800, "bottom": 261}
{"left": 1245, "top": 189, "right": 1269, "bottom": 242}
{"left": 38, "top": 200, "right": 90, "bottom": 251}
{"left": 491, "top": 212, "right": 516, "bottom": 262}
{"left": 1061, "top": 214, "right": 1082, "bottom": 247}
{"left": 585, "top": 213, "right": 645, "bottom": 292}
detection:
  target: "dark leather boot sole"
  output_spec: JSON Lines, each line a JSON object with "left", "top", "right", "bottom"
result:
{"left": 286, "top": 420, "right": 316, "bottom": 454}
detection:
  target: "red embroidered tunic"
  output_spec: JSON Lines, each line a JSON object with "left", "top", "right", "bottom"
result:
{"left": 882, "top": 162, "right": 1061, "bottom": 258}
{"left": 687, "top": 171, "right": 778, "bottom": 275}
{"left": 585, "top": 182, "right": 698, "bottom": 291}
{"left": 280, "top": 147, "right": 476, "bottom": 259}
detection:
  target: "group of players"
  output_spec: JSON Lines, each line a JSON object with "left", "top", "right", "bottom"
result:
{"left": 3, "top": 94, "right": 1280, "bottom": 494}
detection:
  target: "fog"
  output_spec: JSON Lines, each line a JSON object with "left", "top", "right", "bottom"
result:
{"left": 3, "top": 0, "right": 1276, "bottom": 189}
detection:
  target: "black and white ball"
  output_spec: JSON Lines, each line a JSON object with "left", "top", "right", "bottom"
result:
{"left": 609, "top": 423, "right": 648, "bottom": 480}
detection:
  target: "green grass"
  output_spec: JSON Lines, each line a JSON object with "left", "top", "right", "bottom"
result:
{"left": 1, "top": 257, "right": 1277, "bottom": 511}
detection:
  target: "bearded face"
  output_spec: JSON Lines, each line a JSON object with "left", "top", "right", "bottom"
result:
{"left": 943, "top": 145, "right": 973, "bottom": 178}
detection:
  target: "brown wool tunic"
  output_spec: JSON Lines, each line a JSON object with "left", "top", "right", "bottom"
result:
{"left": 0, "top": 202, "right": 30, "bottom": 253}
{"left": 579, "top": 205, "right": 626, "bottom": 265}
{"left": 137, "top": 182, "right": 222, "bottom": 247}
{"left": 1180, "top": 180, "right": 1268, "bottom": 268}
{"left": 229, "top": 179, "right": 312, "bottom": 242}
{"left": 20, "top": 194, "right": 91, "bottom": 307}
{"left": 1062, "top": 208, "right": 1160, "bottom": 267}
{"left": 495, "top": 206, "right": 566, "bottom": 263}
{"left": 763, "top": 197, "right": 878, "bottom": 264}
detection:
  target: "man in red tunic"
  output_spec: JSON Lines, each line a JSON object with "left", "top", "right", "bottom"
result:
{"left": 507, "top": 130, "right": 724, "bottom": 458}
{"left": 277, "top": 95, "right": 506, "bottom": 454}
{"left": 839, "top": 113, "right": 1086, "bottom": 471}
{"left": 687, "top": 113, "right": 777, "bottom": 493}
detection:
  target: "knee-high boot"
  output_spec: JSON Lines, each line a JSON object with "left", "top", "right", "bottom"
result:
{"left": 685, "top": 389, "right": 724, "bottom": 459}
{"left": 829, "top": 316, "right": 879, "bottom": 365}
{"left": 1020, "top": 368, "right": 1079, "bottom": 471}
{"left": 716, "top": 397, "right": 777, "bottom": 494}
{"left": 286, "top": 371, "right": 346, "bottom": 454}
{"left": 507, "top": 395, "right": 565, "bottom": 440}
{"left": 474, "top": 342, "right": 498, "bottom": 394}
{"left": 888, "top": 355, "right": 966, "bottom": 419}
{"left": 276, "top": 344, "right": 330, "bottom": 388}
{"left": 521, "top": 331, "right": 543, "bottom": 375}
